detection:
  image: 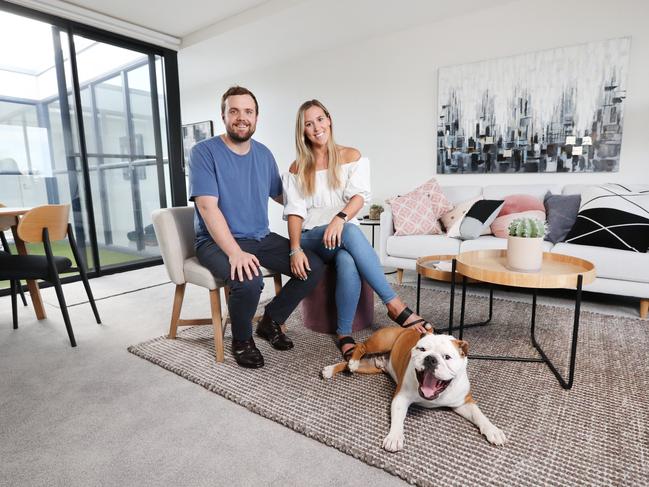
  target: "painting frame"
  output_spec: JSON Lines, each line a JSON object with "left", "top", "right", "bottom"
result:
{"left": 436, "top": 38, "right": 631, "bottom": 175}
{"left": 182, "top": 120, "right": 214, "bottom": 166}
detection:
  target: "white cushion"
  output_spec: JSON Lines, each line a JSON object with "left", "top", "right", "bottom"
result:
{"left": 551, "top": 242, "right": 649, "bottom": 283}
{"left": 386, "top": 234, "right": 460, "bottom": 259}
{"left": 484, "top": 184, "right": 561, "bottom": 201}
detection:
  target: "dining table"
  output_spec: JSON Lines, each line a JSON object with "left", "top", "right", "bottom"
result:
{"left": 0, "top": 206, "right": 47, "bottom": 320}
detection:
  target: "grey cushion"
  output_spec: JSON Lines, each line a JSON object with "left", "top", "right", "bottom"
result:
{"left": 544, "top": 192, "right": 581, "bottom": 244}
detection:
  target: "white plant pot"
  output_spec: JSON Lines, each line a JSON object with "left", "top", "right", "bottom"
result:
{"left": 506, "top": 236, "right": 544, "bottom": 272}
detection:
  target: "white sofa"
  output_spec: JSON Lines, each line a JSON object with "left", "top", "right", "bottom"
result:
{"left": 379, "top": 183, "right": 649, "bottom": 318}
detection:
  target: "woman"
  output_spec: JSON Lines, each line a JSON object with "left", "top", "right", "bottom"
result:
{"left": 282, "top": 99, "right": 432, "bottom": 360}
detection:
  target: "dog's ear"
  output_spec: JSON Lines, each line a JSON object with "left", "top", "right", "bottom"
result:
{"left": 453, "top": 339, "right": 469, "bottom": 357}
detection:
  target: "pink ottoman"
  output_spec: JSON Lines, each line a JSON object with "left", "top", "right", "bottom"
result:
{"left": 301, "top": 265, "right": 374, "bottom": 334}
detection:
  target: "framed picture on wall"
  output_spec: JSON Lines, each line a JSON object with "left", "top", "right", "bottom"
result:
{"left": 436, "top": 37, "right": 630, "bottom": 175}
{"left": 182, "top": 120, "right": 214, "bottom": 167}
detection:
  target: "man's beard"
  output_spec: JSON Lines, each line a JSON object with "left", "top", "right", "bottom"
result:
{"left": 226, "top": 124, "right": 255, "bottom": 143}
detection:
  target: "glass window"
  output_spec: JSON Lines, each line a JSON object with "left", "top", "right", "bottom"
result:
{"left": 0, "top": 6, "right": 176, "bottom": 288}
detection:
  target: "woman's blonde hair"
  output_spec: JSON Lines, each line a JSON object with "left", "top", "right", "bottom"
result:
{"left": 294, "top": 99, "right": 341, "bottom": 196}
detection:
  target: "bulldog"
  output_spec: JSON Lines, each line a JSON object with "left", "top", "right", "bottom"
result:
{"left": 322, "top": 327, "right": 506, "bottom": 451}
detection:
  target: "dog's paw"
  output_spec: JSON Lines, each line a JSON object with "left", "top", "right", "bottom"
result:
{"left": 321, "top": 365, "right": 335, "bottom": 379}
{"left": 348, "top": 359, "right": 360, "bottom": 372}
{"left": 483, "top": 426, "right": 507, "bottom": 445}
{"left": 374, "top": 356, "right": 388, "bottom": 371}
{"left": 382, "top": 432, "right": 404, "bottom": 452}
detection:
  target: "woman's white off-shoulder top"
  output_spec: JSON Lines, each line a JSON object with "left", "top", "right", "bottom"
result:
{"left": 282, "top": 157, "right": 371, "bottom": 230}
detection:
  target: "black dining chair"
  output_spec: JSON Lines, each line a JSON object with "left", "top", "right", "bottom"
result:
{"left": 0, "top": 204, "right": 101, "bottom": 346}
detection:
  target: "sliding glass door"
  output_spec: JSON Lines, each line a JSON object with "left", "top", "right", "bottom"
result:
{"left": 0, "top": 4, "right": 182, "bottom": 283}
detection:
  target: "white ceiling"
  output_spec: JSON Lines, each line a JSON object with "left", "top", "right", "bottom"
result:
{"left": 177, "top": 0, "right": 517, "bottom": 90}
{"left": 54, "top": 0, "right": 272, "bottom": 38}
{"left": 11, "top": 0, "right": 518, "bottom": 89}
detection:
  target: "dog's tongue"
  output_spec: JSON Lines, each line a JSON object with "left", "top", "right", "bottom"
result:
{"left": 421, "top": 371, "right": 444, "bottom": 398}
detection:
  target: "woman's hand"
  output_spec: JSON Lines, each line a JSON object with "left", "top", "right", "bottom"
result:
{"left": 290, "top": 251, "right": 311, "bottom": 280}
{"left": 322, "top": 217, "right": 345, "bottom": 250}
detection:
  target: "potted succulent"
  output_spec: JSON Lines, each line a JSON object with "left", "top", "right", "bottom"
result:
{"left": 506, "top": 217, "right": 547, "bottom": 272}
{"left": 369, "top": 204, "right": 384, "bottom": 221}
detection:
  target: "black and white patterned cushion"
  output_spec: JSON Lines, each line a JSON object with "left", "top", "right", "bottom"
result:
{"left": 459, "top": 199, "right": 504, "bottom": 240}
{"left": 564, "top": 184, "right": 649, "bottom": 252}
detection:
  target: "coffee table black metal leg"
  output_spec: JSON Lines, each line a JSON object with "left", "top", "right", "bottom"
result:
{"left": 416, "top": 273, "right": 421, "bottom": 314}
{"left": 448, "top": 259, "right": 457, "bottom": 335}
{"left": 448, "top": 259, "right": 491, "bottom": 335}
{"left": 463, "top": 286, "right": 493, "bottom": 329}
{"left": 531, "top": 288, "right": 537, "bottom": 333}
{"left": 531, "top": 274, "right": 583, "bottom": 390}
{"left": 459, "top": 275, "right": 467, "bottom": 340}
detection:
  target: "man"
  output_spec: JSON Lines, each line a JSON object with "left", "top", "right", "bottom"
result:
{"left": 190, "top": 86, "right": 325, "bottom": 368}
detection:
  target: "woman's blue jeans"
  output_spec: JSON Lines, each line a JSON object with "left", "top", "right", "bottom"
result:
{"left": 300, "top": 223, "right": 397, "bottom": 335}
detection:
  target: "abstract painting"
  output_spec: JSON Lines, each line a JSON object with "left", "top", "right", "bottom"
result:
{"left": 436, "top": 38, "right": 631, "bottom": 174}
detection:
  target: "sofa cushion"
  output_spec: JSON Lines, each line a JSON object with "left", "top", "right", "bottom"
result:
{"left": 440, "top": 197, "right": 483, "bottom": 237}
{"left": 460, "top": 235, "right": 553, "bottom": 253}
{"left": 552, "top": 242, "right": 649, "bottom": 283}
{"left": 490, "top": 210, "right": 546, "bottom": 238}
{"left": 459, "top": 199, "right": 504, "bottom": 240}
{"left": 564, "top": 184, "right": 649, "bottom": 252}
{"left": 499, "top": 194, "right": 545, "bottom": 216}
{"left": 544, "top": 192, "right": 581, "bottom": 244}
{"left": 388, "top": 178, "right": 453, "bottom": 236}
{"left": 386, "top": 234, "right": 460, "bottom": 259}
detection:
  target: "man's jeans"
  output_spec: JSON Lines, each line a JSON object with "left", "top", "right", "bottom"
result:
{"left": 196, "top": 232, "right": 325, "bottom": 341}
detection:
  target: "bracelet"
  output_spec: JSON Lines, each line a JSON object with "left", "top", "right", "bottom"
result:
{"left": 289, "top": 247, "right": 304, "bottom": 257}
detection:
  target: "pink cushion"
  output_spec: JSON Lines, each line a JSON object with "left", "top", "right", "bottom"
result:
{"left": 388, "top": 178, "right": 453, "bottom": 236}
{"left": 491, "top": 210, "right": 546, "bottom": 238}
{"left": 499, "top": 194, "right": 545, "bottom": 217}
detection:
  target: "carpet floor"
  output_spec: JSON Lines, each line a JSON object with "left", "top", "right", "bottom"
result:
{"left": 128, "top": 285, "right": 648, "bottom": 486}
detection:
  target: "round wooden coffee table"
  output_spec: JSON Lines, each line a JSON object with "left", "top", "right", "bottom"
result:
{"left": 453, "top": 249, "right": 596, "bottom": 389}
{"left": 455, "top": 250, "right": 595, "bottom": 289}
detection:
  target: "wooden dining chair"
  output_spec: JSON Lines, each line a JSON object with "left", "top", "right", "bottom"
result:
{"left": 0, "top": 204, "right": 28, "bottom": 308}
{"left": 0, "top": 204, "right": 101, "bottom": 346}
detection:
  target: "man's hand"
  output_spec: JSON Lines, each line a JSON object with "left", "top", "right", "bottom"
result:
{"left": 323, "top": 217, "right": 345, "bottom": 250}
{"left": 229, "top": 250, "right": 260, "bottom": 282}
{"left": 290, "top": 251, "right": 311, "bottom": 280}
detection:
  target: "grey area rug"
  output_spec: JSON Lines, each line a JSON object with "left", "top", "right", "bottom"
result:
{"left": 128, "top": 285, "right": 648, "bottom": 486}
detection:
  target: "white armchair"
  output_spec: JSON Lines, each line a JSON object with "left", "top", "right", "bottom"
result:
{"left": 152, "top": 206, "right": 282, "bottom": 362}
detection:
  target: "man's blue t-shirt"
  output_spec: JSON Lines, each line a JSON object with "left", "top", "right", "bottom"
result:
{"left": 188, "top": 136, "right": 282, "bottom": 247}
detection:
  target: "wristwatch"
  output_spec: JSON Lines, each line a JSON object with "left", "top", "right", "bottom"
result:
{"left": 336, "top": 211, "right": 348, "bottom": 222}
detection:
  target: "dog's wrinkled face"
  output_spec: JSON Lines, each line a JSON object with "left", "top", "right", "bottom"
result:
{"left": 411, "top": 334, "right": 468, "bottom": 401}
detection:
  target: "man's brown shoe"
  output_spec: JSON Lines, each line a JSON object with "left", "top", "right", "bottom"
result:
{"left": 256, "top": 313, "right": 293, "bottom": 350}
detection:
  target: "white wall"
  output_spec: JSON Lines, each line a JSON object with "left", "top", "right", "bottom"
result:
{"left": 179, "top": 0, "right": 649, "bottom": 235}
